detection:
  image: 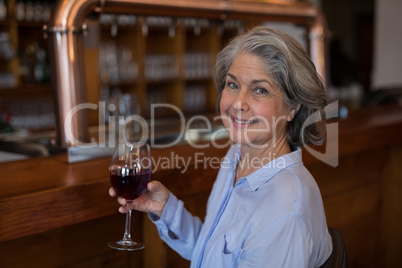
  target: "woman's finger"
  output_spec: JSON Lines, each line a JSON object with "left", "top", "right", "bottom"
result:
{"left": 117, "top": 196, "right": 127, "bottom": 206}
{"left": 118, "top": 206, "right": 127, "bottom": 213}
{"left": 109, "top": 187, "right": 116, "bottom": 197}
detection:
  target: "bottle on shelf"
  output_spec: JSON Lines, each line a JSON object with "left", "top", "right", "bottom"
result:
{"left": 34, "top": 47, "right": 50, "bottom": 83}
{"left": 15, "top": 0, "right": 25, "bottom": 21}
{"left": 0, "top": 0, "right": 7, "bottom": 20}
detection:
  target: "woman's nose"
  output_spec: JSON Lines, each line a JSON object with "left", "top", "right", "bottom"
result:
{"left": 233, "top": 92, "right": 249, "bottom": 112}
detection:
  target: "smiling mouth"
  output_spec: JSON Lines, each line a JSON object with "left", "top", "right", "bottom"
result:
{"left": 232, "top": 116, "right": 257, "bottom": 125}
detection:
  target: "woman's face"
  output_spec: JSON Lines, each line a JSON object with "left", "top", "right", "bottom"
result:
{"left": 220, "top": 53, "right": 295, "bottom": 148}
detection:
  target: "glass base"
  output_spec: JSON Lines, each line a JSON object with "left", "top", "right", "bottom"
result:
{"left": 108, "top": 240, "right": 145, "bottom": 251}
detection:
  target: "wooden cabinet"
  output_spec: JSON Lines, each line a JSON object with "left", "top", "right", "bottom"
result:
{"left": 0, "top": 0, "right": 54, "bottom": 133}
{"left": 0, "top": 0, "right": 52, "bottom": 92}
{"left": 1, "top": 0, "right": 323, "bottom": 138}
{"left": 92, "top": 14, "right": 249, "bottom": 120}
{"left": 0, "top": 2, "right": 253, "bottom": 131}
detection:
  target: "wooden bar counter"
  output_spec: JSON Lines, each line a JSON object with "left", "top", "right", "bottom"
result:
{"left": 1, "top": 104, "right": 401, "bottom": 267}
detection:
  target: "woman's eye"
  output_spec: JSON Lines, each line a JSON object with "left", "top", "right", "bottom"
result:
{"left": 255, "top": 88, "right": 268, "bottom": 94}
{"left": 227, "top": 82, "right": 238, "bottom": 89}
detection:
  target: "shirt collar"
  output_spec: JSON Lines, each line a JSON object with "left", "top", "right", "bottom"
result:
{"left": 228, "top": 145, "right": 303, "bottom": 191}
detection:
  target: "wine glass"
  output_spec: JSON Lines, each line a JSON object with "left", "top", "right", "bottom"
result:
{"left": 109, "top": 141, "right": 152, "bottom": 251}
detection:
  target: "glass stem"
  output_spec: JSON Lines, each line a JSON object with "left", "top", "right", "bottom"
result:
{"left": 122, "top": 200, "right": 133, "bottom": 242}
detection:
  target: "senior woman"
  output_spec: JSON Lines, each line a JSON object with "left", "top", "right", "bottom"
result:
{"left": 110, "top": 26, "right": 332, "bottom": 267}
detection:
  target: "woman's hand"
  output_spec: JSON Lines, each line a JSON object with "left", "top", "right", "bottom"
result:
{"left": 109, "top": 180, "right": 170, "bottom": 218}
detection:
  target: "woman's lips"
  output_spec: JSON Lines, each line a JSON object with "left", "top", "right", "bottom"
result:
{"left": 231, "top": 115, "right": 257, "bottom": 128}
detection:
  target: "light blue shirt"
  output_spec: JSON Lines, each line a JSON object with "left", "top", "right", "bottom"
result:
{"left": 149, "top": 145, "right": 332, "bottom": 267}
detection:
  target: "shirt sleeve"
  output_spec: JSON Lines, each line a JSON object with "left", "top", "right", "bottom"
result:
{"left": 148, "top": 192, "right": 203, "bottom": 260}
{"left": 240, "top": 214, "right": 314, "bottom": 268}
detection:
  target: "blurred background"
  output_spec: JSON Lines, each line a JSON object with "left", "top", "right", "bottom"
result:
{"left": 1, "top": 0, "right": 400, "bottom": 143}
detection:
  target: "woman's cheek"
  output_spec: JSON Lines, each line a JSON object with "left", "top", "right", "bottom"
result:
{"left": 220, "top": 90, "right": 232, "bottom": 112}
{"left": 219, "top": 93, "right": 230, "bottom": 131}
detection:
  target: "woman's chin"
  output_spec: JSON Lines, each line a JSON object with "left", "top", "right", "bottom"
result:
{"left": 229, "top": 135, "right": 258, "bottom": 147}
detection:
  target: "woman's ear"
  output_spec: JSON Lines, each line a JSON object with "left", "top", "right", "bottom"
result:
{"left": 287, "top": 104, "right": 301, "bottom": 122}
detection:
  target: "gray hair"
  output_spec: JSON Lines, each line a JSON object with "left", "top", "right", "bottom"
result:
{"left": 213, "top": 26, "right": 327, "bottom": 146}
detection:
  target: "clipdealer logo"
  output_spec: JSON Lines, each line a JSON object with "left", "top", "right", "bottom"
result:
{"left": 64, "top": 101, "right": 339, "bottom": 168}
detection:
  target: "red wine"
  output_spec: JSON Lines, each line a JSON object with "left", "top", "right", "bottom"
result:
{"left": 110, "top": 168, "right": 152, "bottom": 200}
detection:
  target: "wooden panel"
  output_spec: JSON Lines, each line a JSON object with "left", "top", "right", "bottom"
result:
{"left": 0, "top": 174, "right": 115, "bottom": 243}
{"left": 379, "top": 144, "right": 402, "bottom": 268}
{"left": 85, "top": 47, "right": 100, "bottom": 126}
{"left": 207, "top": 27, "right": 221, "bottom": 111}
{"left": 309, "top": 149, "right": 385, "bottom": 268}
{"left": 144, "top": 215, "right": 166, "bottom": 268}
{"left": 0, "top": 213, "right": 144, "bottom": 268}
